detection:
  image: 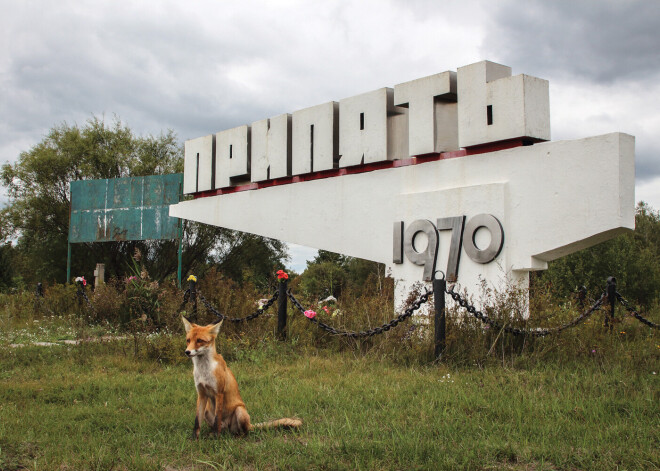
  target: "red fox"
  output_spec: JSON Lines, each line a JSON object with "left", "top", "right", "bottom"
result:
{"left": 182, "top": 316, "right": 302, "bottom": 437}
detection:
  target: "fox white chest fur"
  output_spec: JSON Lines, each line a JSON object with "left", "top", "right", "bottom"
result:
{"left": 192, "top": 354, "right": 218, "bottom": 394}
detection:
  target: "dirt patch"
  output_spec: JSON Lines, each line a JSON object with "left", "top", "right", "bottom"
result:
{"left": 9, "top": 336, "right": 128, "bottom": 348}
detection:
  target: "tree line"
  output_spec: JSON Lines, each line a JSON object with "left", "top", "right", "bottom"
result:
{"left": 2, "top": 117, "right": 659, "bottom": 308}
{"left": 0, "top": 118, "right": 287, "bottom": 290}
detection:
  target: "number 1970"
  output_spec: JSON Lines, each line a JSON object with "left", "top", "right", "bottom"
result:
{"left": 393, "top": 214, "right": 504, "bottom": 282}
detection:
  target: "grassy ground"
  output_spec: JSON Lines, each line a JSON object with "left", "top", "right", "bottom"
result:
{"left": 0, "top": 327, "right": 658, "bottom": 471}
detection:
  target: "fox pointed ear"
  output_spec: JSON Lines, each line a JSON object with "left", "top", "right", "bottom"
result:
{"left": 182, "top": 315, "right": 193, "bottom": 333}
{"left": 209, "top": 319, "right": 223, "bottom": 336}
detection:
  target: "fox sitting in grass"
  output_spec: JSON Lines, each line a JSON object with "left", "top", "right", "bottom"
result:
{"left": 182, "top": 316, "right": 302, "bottom": 437}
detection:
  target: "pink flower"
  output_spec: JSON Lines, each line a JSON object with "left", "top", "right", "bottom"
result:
{"left": 304, "top": 310, "right": 317, "bottom": 319}
{"left": 276, "top": 270, "right": 289, "bottom": 281}
{"left": 322, "top": 306, "right": 330, "bottom": 313}
{"left": 592, "top": 349, "right": 596, "bottom": 353}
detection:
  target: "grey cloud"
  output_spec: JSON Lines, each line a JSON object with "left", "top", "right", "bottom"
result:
{"left": 483, "top": 0, "right": 660, "bottom": 83}
{"left": 1, "top": 14, "right": 265, "bottom": 157}
{"left": 479, "top": 1, "right": 660, "bottom": 184}
{"left": 634, "top": 143, "right": 660, "bottom": 183}
{"left": 1, "top": 0, "right": 475, "bottom": 160}
{"left": 2, "top": 0, "right": 658, "bottom": 207}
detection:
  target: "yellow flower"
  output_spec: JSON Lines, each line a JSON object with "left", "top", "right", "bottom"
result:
{"left": 187, "top": 275, "right": 197, "bottom": 282}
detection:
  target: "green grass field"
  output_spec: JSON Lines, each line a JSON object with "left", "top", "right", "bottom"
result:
{"left": 1, "top": 323, "right": 658, "bottom": 471}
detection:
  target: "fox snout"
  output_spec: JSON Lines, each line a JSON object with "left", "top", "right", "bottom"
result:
{"left": 185, "top": 348, "right": 200, "bottom": 357}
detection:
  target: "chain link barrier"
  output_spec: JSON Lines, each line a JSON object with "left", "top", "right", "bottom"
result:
{"left": 444, "top": 285, "right": 608, "bottom": 337}
{"left": 66, "top": 271, "right": 657, "bottom": 337}
{"left": 615, "top": 292, "right": 660, "bottom": 329}
{"left": 197, "top": 290, "right": 279, "bottom": 323}
{"left": 286, "top": 288, "right": 432, "bottom": 338}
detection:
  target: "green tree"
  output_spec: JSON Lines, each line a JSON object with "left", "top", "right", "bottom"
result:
{"left": 212, "top": 230, "right": 288, "bottom": 289}
{"left": 1, "top": 117, "right": 183, "bottom": 284}
{"left": 536, "top": 202, "right": 660, "bottom": 307}
{"left": 0, "top": 242, "right": 14, "bottom": 290}
{"left": 300, "top": 261, "right": 348, "bottom": 299}
{"left": 1, "top": 117, "right": 288, "bottom": 287}
{"left": 310, "top": 250, "right": 349, "bottom": 267}
{"left": 299, "top": 249, "right": 385, "bottom": 299}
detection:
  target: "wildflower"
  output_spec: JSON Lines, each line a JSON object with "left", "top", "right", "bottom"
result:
{"left": 304, "top": 310, "right": 317, "bottom": 319}
{"left": 322, "top": 306, "right": 330, "bottom": 314}
{"left": 276, "top": 270, "right": 289, "bottom": 281}
{"left": 187, "top": 275, "right": 197, "bottom": 282}
{"left": 592, "top": 349, "right": 596, "bottom": 353}
{"left": 620, "top": 331, "right": 626, "bottom": 334}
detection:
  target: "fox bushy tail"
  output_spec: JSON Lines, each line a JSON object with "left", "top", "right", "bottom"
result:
{"left": 250, "top": 418, "right": 302, "bottom": 430}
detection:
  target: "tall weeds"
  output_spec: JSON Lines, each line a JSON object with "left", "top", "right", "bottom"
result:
{"left": 1, "top": 271, "right": 658, "bottom": 371}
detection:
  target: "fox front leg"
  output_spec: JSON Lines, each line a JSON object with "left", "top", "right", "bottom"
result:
{"left": 193, "top": 395, "right": 207, "bottom": 439}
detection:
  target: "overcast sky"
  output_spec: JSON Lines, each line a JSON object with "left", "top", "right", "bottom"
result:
{"left": 1, "top": 0, "right": 659, "bottom": 271}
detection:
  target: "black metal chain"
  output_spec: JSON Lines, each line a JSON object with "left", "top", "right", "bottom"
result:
{"left": 445, "top": 285, "right": 607, "bottom": 337}
{"left": 286, "top": 288, "right": 432, "bottom": 338}
{"left": 615, "top": 292, "right": 660, "bottom": 329}
{"left": 197, "top": 290, "right": 279, "bottom": 323}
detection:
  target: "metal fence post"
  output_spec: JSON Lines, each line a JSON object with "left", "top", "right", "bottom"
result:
{"left": 34, "top": 283, "right": 44, "bottom": 313}
{"left": 277, "top": 279, "right": 288, "bottom": 340}
{"left": 76, "top": 280, "right": 84, "bottom": 311}
{"left": 577, "top": 285, "right": 587, "bottom": 309}
{"left": 606, "top": 276, "right": 616, "bottom": 330}
{"left": 433, "top": 275, "right": 446, "bottom": 360}
{"left": 189, "top": 277, "right": 198, "bottom": 323}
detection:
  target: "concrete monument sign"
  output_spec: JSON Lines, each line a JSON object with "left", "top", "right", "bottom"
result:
{"left": 170, "top": 60, "right": 634, "bottom": 305}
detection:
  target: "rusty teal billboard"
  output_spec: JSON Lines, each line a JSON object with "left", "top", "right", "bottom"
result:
{"left": 69, "top": 174, "right": 183, "bottom": 243}
{"left": 68, "top": 174, "right": 184, "bottom": 286}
